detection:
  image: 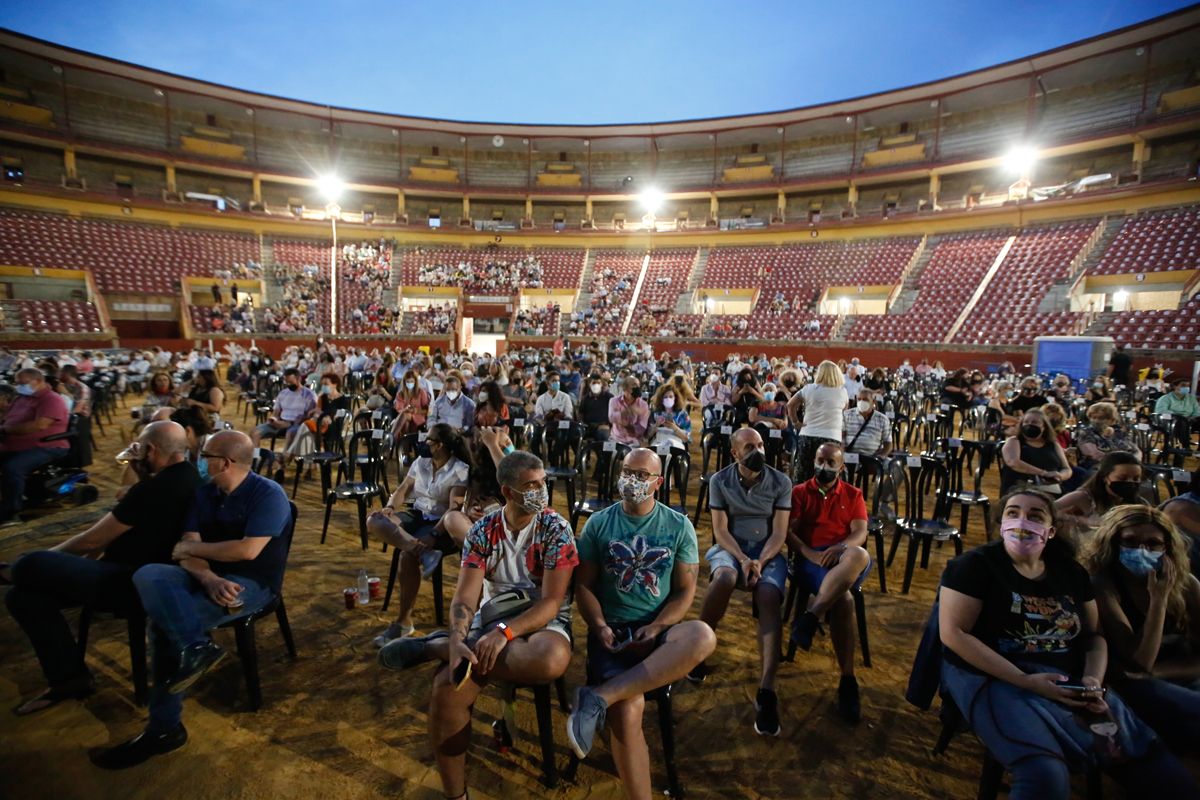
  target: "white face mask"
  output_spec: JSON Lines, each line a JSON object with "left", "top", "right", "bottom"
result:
{"left": 446, "top": 390, "right": 460, "bottom": 401}
{"left": 857, "top": 400, "right": 874, "bottom": 413}
{"left": 478, "top": 392, "right": 488, "bottom": 402}
{"left": 709, "top": 375, "right": 720, "bottom": 384}
{"left": 591, "top": 382, "right": 603, "bottom": 394}
{"left": 663, "top": 396, "right": 675, "bottom": 409}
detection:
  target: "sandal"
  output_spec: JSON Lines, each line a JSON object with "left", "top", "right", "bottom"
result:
{"left": 13, "top": 675, "right": 96, "bottom": 716}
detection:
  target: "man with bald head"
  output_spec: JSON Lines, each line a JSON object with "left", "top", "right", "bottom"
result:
{"left": 92, "top": 430, "right": 291, "bottom": 769}
{"left": 6, "top": 421, "right": 201, "bottom": 716}
{"left": 690, "top": 426, "right": 793, "bottom": 735}
{"left": 568, "top": 448, "right": 716, "bottom": 798}
{"left": 788, "top": 441, "right": 872, "bottom": 723}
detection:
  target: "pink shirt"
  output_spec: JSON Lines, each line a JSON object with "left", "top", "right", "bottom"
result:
{"left": 1, "top": 388, "right": 69, "bottom": 451}
{"left": 608, "top": 395, "right": 650, "bottom": 446}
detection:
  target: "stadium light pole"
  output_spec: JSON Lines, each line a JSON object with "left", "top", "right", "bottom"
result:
{"left": 317, "top": 174, "right": 344, "bottom": 336}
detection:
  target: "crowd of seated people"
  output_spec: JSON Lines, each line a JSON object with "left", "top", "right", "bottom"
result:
{"left": 201, "top": 298, "right": 256, "bottom": 334}
{"left": 0, "top": 334, "right": 1196, "bottom": 800}
{"left": 511, "top": 303, "right": 560, "bottom": 336}
{"left": 408, "top": 304, "right": 456, "bottom": 336}
{"left": 263, "top": 264, "right": 325, "bottom": 334}
{"left": 417, "top": 254, "right": 544, "bottom": 293}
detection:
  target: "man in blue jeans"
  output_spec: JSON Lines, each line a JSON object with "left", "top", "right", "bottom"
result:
{"left": 6, "top": 421, "right": 200, "bottom": 715}
{"left": 0, "top": 368, "right": 71, "bottom": 526}
{"left": 90, "top": 430, "right": 292, "bottom": 770}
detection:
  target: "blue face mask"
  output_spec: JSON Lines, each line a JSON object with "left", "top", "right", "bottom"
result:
{"left": 1119, "top": 546, "right": 1163, "bottom": 577}
{"left": 549, "top": 381, "right": 560, "bottom": 391}
{"left": 502, "top": 444, "right": 516, "bottom": 456}
{"left": 1177, "top": 387, "right": 1191, "bottom": 396}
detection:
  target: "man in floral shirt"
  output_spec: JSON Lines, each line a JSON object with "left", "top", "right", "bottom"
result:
{"left": 378, "top": 450, "right": 576, "bottom": 800}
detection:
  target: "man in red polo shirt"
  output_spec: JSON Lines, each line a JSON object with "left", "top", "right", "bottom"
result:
{"left": 787, "top": 441, "right": 870, "bottom": 722}
{"left": 0, "top": 368, "right": 71, "bottom": 526}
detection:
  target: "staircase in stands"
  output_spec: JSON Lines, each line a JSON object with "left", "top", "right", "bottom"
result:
{"left": 1037, "top": 216, "right": 1127, "bottom": 313}
{"left": 888, "top": 234, "right": 941, "bottom": 314}
{"left": 677, "top": 247, "right": 709, "bottom": 315}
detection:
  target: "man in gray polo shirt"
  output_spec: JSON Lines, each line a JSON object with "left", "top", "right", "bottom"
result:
{"left": 690, "top": 427, "right": 792, "bottom": 736}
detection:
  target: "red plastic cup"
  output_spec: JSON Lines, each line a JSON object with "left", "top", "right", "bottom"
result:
{"left": 343, "top": 588, "right": 359, "bottom": 609}
{"left": 367, "top": 577, "right": 381, "bottom": 600}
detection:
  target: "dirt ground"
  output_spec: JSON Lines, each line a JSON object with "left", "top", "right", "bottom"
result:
{"left": 0, "top": 392, "right": 1178, "bottom": 800}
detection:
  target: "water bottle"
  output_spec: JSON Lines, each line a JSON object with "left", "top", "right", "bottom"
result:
{"left": 357, "top": 568, "right": 370, "bottom": 605}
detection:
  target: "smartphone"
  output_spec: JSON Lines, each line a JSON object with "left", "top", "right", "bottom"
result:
{"left": 1056, "top": 682, "right": 1104, "bottom": 694}
{"left": 452, "top": 659, "right": 473, "bottom": 691}
{"left": 610, "top": 628, "right": 636, "bottom": 652}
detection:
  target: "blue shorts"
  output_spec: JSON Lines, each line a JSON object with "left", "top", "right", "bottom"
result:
{"left": 255, "top": 421, "right": 299, "bottom": 438}
{"left": 791, "top": 545, "right": 872, "bottom": 597}
{"left": 705, "top": 538, "right": 788, "bottom": 596}
{"left": 585, "top": 617, "right": 671, "bottom": 686}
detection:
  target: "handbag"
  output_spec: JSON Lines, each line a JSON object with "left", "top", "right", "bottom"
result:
{"left": 479, "top": 588, "right": 535, "bottom": 628}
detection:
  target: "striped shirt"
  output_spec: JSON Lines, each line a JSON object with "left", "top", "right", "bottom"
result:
{"left": 842, "top": 408, "right": 891, "bottom": 455}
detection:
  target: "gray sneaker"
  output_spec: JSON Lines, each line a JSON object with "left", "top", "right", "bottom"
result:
{"left": 372, "top": 621, "right": 415, "bottom": 649}
{"left": 379, "top": 630, "right": 447, "bottom": 671}
{"left": 566, "top": 686, "right": 608, "bottom": 759}
{"left": 420, "top": 549, "right": 444, "bottom": 580}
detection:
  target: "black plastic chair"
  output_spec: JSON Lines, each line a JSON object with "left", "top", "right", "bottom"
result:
{"left": 570, "top": 438, "right": 624, "bottom": 529}
{"left": 291, "top": 409, "right": 349, "bottom": 499}
{"left": 491, "top": 677, "right": 572, "bottom": 788}
{"left": 694, "top": 423, "right": 734, "bottom": 524}
{"left": 886, "top": 455, "right": 961, "bottom": 594}
{"left": 321, "top": 429, "right": 389, "bottom": 550}
{"left": 543, "top": 422, "right": 583, "bottom": 512}
{"left": 76, "top": 608, "right": 148, "bottom": 705}
{"left": 844, "top": 453, "right": 890, "bottom": 593}
{"left": 781, "top": 563, "right": 872, "bottom": 668}
{"left": 654, "top": 442, "right": 691, "bottom": 514}
{"left": 943, "top": 439, "right": 999, "bottom": 542}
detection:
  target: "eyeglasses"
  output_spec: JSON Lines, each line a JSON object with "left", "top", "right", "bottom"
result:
{"left": 200, "top": 451, "right": 230, "bottom": 462}
{"left": 1122, "top": 540, "right": 1166, "bottom": 552}
{"left": 620, "top": 468, "right": 660, "bottom": 482}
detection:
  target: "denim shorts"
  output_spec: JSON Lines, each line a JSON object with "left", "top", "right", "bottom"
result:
{"left": 791, "top": 545, "right": 872, "bottom": 596}
{"left": 586, "top": 617, "right": 671, "bottom": 685}
{"left": 704, "top": 538, "right": 788, "bottom": 595}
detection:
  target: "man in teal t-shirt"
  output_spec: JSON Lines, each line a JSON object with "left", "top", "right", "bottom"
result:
{"left": 567, "top": 448, "right": 715, "bottom": 800}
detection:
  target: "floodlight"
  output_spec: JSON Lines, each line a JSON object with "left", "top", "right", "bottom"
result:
{"left": 1003, "top": 146, "right": 1038, "bottom": 176}
{"left": 640, "top": 188, "right": 664, "bottom": 214}
{"left": 316, "top": 174, "right": 344, "bottom": 202}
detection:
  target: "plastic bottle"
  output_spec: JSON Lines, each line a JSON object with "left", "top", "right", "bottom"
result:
{"left": 357, "top": 568, "right": 370, "bottom": 605}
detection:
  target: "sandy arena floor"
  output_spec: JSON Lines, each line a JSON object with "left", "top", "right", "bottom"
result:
{"left": 1, "top": 392, "right": 1186, "bottom": 799}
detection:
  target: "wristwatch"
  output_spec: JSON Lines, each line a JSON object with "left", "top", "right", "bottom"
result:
{"left": 496, "top": 621, "right": 514, "bottom": 642}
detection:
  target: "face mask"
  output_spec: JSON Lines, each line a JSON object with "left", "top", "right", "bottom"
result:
{"left": 320, "top": 386, "right": 331, "bottom": 395}
{"left": 857, "top": 400, "right": 874, "bottom": 413}
{"left": 630, "top": 387, "right": 642, "bottom": 399}
{"left": 1119, "top": 546, "right": 1163, "bottom": 577}
{"left": 1001, "top": 517, "right": 1049, "bottom": 558}
{"left": 1023, "top": 388, "right": 1037, "bottom": 395}
{"left": 741, "top": 449, "right": 766, "bottom": 473}
{"left": 814, "top": 465, "right": 839, "bottom": 484}
{"left": 549, "top": 381, "right": 560, "bottom": 391}
{"left": 519, "top": 485, "right": 549, "bottom": 515}
{"left": 663, "top": 396, "right": 675, "bottom": 409}
{"left": 591, "top": 382, "right": 603, "bottom": 394}
{"left": 16, "top": 384, "right": 35, "bottom": 396}
{"left": 1093, "top": 382, "right": 1103, "bottom": 389}
{"left": 1108, "top": 480, "right": 1140, "bottom": 502}
{"left": 287, "top": 383, "right": 299, "bottom": 392}
{"left": 406, "top": 381, "right": 416, "bottom": 390}
{"left": 617, "top": 473, "right": 655, "bottom": 504}
{"left": 501, "top": 444, "right": 516, "bottom": 456}
{"left": 446, "top": 390, "right": 460, "bottom": 401}
{"left": 1178, "top": 387, "right": 1191, "bottom": 396}
{"left": 709, "top": 375, "right": 720, "bottom": 384}
{"left": 478, "top": 392, "right": 488, "bottom": 403}
{"left": 1021, "top": 424, "right": 1043, "bottom": 439}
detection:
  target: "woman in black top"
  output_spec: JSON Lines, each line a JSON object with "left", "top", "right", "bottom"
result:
{"left": 939, "top": 488, "right": 1196, "bottom": 799}
{"left": 1010, "top": 377, "right": 1049, "bottom": 414}
{"left": 732, "top": 366, "right": 763, "bottom": 426}
{"left": 182, "top": 369, "right": 224, "bottom": 418}
{"left": 579, "top": 373, "right": 613, "bottom": 441}
{"left": 1000, "top": 408, "right": 1071, "bottom": 495}
{"left": 939, "top": 367, "right": 972, "bottom": 410}
{"left": 1083, "top": 505, "right": 1200, "bottom": 752}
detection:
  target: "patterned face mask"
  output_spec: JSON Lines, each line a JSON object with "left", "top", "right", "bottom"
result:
{"left": 617, "top": 474, "right": 655, "bottom": 503}
{"left": 520, "top": 485, "right": 549, "bottom": 514}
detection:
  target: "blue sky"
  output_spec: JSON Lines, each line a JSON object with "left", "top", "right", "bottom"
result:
{"left": 1, "top": 0, "right": 1194, "bottom": 124}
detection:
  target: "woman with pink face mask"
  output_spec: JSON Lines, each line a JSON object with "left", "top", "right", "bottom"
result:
{"left": 937, "top": 489, "right": 1196, "bottom": 799}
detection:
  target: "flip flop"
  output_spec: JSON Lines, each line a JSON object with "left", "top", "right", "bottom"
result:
{"left": 13, "top": 678, "right": 95, "bottom": 716}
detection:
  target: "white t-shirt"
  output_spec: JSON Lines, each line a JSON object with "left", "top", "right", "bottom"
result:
{"left": 799, "top": 383, "right": 848, "bottom": 440}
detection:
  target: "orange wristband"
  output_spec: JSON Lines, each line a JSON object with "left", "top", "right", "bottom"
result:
{"left": 497, "top": 622, "right": 514, "bottom": 641}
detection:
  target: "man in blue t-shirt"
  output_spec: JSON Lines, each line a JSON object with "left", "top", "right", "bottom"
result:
{"left": 567, "top": 448, "right": 716, "bottom": 799}
{"left": 91, "top": 430, "right": 292, "bottom": 770}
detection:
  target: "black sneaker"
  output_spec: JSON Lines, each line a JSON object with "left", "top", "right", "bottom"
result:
{"left": 754, "top": 688, "right": 781, "bottom": 736}
{"left": 791, "top": 611, "right": 820, "bottom": 652}
{"left": 837, "top": 675, "right": 861, "bottom": 724}
{"left": 686, "top": 661, "right": 709, "bottom": 684}
{"left": 379, "top": 630, "right": 447, "bottom": 671}
{"left": 90, "top": 725, "right": 188, "bottom": 770}
{"left": 165, "top": 641, "right": 226, "bottom": 695}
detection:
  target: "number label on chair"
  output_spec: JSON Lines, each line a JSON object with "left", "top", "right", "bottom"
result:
{"left": 1161, "top": 413, "right": 1173, "bottom": 420}
{"left": 720, "top": 425, "right": 732, "bottom": 435}
{"left": 418, "top": 432, "right": 428, "bottom": 442}
{"left": 603, "top": 441, "right": 616, "bottom": 452}
{"left": 371, "top": 429, "right": 384, "bottom": 440}
{"left": 769, "top": 428, "right": 782, "bottom": 438}
{"left": 372, "top": 410, "right": 382, "bottom": 420}
{"left": 885, "top": 412, "right": 894, "bottom": 420}
{"left": 949, "top": 438, "right": 962, "bottom": 449}
{"left": 940, "top": 404, "right": 950, "bottom": 411}
{"left": 1174, "top": 470, "right": 1192, "bottom": 483}
{"left": 513, "top": 418, "right": 525, "bottom": 427}
{"left": 335, "top": 409, "right": 348, "bottom": 419}
{"left": 843, "top": 452, "right": 860, "bottom": 464}
{"left": 558, "top": 420, "right": 571, "bottom": 429}
{"left": 657, "top": 443, "right": 671, "bottom": 455}
{"left": 906, "top": 456, "right": 923, "bottom": 468}
{"left": 926, "top": 414, "right": 937, "bottom": 423}
{"left": 1136, "top": 423, "right": 1150, "bottom": 431}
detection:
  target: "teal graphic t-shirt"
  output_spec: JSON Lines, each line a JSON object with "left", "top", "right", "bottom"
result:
{"left": 578, "top": 501, "right": 699, "bottom": 625}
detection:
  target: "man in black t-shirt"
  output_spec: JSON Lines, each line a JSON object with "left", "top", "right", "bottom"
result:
{"left": 1107, "top": 345, "right": 1132, "bottom": 388}
{"left": 1009, "top": 377, "right": 1049, "bottom": 415}
{"left": 4, "top": 421, "right": 200, "bottom": 716}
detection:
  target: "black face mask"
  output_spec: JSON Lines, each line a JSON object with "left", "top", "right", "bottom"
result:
{"left": 287, "top": 383, "right": 299, "bottom": 391}
{"left": 1021, "top": 424, "right": 1042, "bottom": 439}
{"left": 814, "top": 466, "right": 839, "bottom": 485}
{"left": 1108, "top": 480, "right": 1140, "bottom": 502}
{"left": 1022, "top": 388, "right": 1037, "bottom": 395}
{"left": 741, "top": 449, "right": 766, "bottom": 473}
{"left": 416, "top": 442, "right": 433, "bottom": 459}
{"left": 630, "top": 387, "right": 642, "bottom": 399}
